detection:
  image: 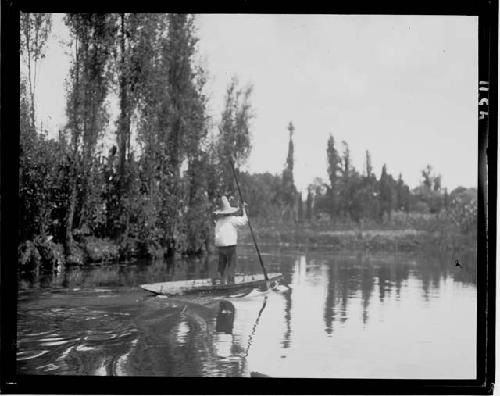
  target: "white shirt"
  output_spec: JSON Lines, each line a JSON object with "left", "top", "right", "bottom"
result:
{"left": 215, "top": 214, "right": 248, "bottom": 247}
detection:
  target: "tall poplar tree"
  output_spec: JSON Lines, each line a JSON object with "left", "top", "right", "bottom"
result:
{"left": 361, "top": 149, "right": 380, "bottom": 220}
{"left": 112, "top": 13, "right": 165, "bottom": 243}
{"left": 326, "top": 134, "right": 340, "bottom": 220}
{"left": 339, "top": 140, "right": 351, "bottom": 218}
{"left": 396, "top": 173, "right": 404, "bottom": 211}
{"left": 379, "top": 164, "right": 392, "bottom": 221}
{"left": 281, "top": 122, "right": 297, "bottom": 218}
{"left": 63, "top": 13, "right": 117, "bottom": 251}
{"left": 155, "top": 14, "right": 207, "bottom": 255}
{"left": 306, "top": 187, "right": 313, "bottom": 221}
{"left": 183, "top": 65, "right": 211, "bottom": 254}
{"left": 19, "top": 13, "right": 53, "bottom": 241}
{"left": 364, "top": 150, "right": 373, "bottom": 178}
{"left": 20, "top": 12, "right": 52, "bottom": 129}
{"left": 297, "top": 191, "right": 304, "bottom": 223}
{"left": 422, "top": 164, "right": 433, "bottom": 190}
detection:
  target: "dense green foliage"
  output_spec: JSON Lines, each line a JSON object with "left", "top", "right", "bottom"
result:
{"left": 19, "top": 13, "right": 238, "bottom": 262}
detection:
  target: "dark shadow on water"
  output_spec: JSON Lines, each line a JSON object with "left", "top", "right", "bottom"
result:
{"left": 216, "top": 301, "right": 235, "bottom": 334}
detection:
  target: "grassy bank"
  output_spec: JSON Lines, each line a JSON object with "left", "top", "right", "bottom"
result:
{"left": 238, "top": 214, "right": 476, "bottom": 254}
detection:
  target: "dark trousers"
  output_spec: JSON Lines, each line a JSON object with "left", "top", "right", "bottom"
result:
{"left": 217, "top": 245, "right": 237, "bottom": 283}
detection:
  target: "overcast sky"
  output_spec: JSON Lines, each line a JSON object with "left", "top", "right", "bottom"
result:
{"left": 34, "top": 14, "right": 478, "bottom": 192}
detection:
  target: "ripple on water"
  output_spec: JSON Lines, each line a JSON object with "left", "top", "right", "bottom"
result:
{"left": 76, "top": 344, "right": 99, "bottom": 352}
{"left": 113, "top": 339, "right": 138, "bottom": 377}
{"left": 84, "top": 333, "right": 116, "bottom": 342}
{"left": 56, "top": 346, "right": 74, "bottom": 361}
{"left": 38, "top": 337, "right": 65, "bottom": 342}
{"left": 36, "top": 363, "right": 59, "bottom": 372}
{"left": 17, "top": 350, "right": 49, "bottom": 361}
{"left": 24, "top": 331, "right": 52, "bottom": 337}
{"left": 41, "top": 340, "right": 71, "bottom": 347}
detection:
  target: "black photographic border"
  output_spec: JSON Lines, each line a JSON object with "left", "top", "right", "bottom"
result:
{"left": 1, "top": 0, "right": 497, "bottom": 394}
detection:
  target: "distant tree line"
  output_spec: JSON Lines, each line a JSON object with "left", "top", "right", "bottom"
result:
{"left": 238, "top": 132, "right": 476, "bottom": 230}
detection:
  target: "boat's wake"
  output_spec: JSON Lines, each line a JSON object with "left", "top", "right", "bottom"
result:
{"left": 225, "top": 282, "right": 288, "bottom": 298}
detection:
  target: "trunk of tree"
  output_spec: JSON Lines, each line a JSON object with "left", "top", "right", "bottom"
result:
{"left": 32, "top": 21, "right": 39, "bottom": 129}
{"left": 306, "top": 191, "right": 313, "bottom": 221}
{"left": 118, "top": 13, "right": 131, "bottom": 243}
{"left": 297, "top": 192, "right": 303, "bottom": 223}
{"left": 65, "top": 163, "right": 78, "bottom": 254}
{"left": 65, "top": 38, "right": 80, "bottom": 254}
{"left": 186, "top": 158, "right": 198, "bottom": 254}
{"left": 25, "top": 23, "right": 36, "bottom": 130}
{"left": 78, "top": 37, "right": 91, "bottom": 228}
{"left": 164, "top": 16, "right": 187, "bottom": 255}
{"left": 329, "top": 187, "right": 336, "bottom": 221}
{"left": 166, "top": 116, "right": 181, "bottom": 255}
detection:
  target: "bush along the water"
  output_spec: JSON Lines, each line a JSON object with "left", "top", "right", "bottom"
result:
{"left": 447, "top": 191, "right": 477, "bottom": 235}
{"left": 65, "top": 241, "right": 86, "bottom": 266}
{"left": 18, "top": 236, "right": 65, "bottom": 274}
{"left": 82, "top": 237, "right": 120, "bottom": 263}
{"left": 18, "top": 240, "right": 42, "bottom": 273}
{"left": 35, "top": 237, "right": 65, "bottom": 272}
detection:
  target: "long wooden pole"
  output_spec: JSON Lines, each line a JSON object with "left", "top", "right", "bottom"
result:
{"left": 229, "top": 159, "right": 269, "bottom": 282}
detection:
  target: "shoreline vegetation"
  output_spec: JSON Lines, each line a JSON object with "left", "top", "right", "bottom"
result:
{"left": 19, "top": 212, "right": 476, "bottom": 275}
{"left": 18, "top": 13, "right": 477, "bottom": 277}
{"left": 239, "top": 212, "right": 477, "bottom": 253}
{"left": 241, "top": 227, "right": 441, "bottom": 252}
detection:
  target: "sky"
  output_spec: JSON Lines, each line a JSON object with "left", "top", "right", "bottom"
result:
{"left": 32, "top": 14, "right": 478, "bottom": 193}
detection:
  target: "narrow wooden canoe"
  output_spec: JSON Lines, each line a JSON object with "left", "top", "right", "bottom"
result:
{"left": 140, "top": 272, "right": 283, "bottom": 296}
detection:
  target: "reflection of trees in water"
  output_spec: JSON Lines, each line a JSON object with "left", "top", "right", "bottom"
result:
{"left": 20, "top": 254, "right": 220, "bottom": 291}
{"left": 279, "top": 255, "right": 293, "bottom": 349}
{"left": 321, "top": 249, "right": 476, "bottom": 334}
{"left": 338, "top": 267, "right": 350, "bottom": 323}
{"left": 127, "top": 298, "right": 246, "bottom": 376}
{"left": 393, "top": 259, "right": 409, "bottom": 300}
{"left": 19, "top": 245, "right": 477, "bottom": 295}
{"left": 377, "top": 264, "right": 391, "bottom": 302}
{"left": 17, "top": 246, "right": 478, "bottom": 376}
{"left": 18, "top": 271, "right": 52, "bottom": 289}
{"left": 360, "top": 257, "right": 374, "bottom": 325}
{"left": 282, "top": 288, "right": 292, "bottom": 348}
{"left": 323, "top": 261, "right": 338, "bottom": 335}
{"left": 129, "top": 306, "right": 203, "bottom": 376}
{"left": 450, "top": 248, "right": 477, "bottom": 285}
{"left": 18, "top": 247, "right": 311, "bottom": 291}
{"left": 414, "top": 248, "right": 476, "bottom": 301}
{"left": 322, "top": 254, "right": 393, "bottom": 334}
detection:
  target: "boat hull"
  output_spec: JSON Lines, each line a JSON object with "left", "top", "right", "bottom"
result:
{"left": 140, "top": 273, "right": 283, "bottom": 296}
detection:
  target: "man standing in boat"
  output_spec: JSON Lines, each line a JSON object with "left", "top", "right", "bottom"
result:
{"left": 214, "top": 195, "right": 248, "bottom": 284}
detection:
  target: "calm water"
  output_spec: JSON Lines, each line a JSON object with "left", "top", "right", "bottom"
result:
{"left": 17, "top": 246, "right": 477, "bottom": 378}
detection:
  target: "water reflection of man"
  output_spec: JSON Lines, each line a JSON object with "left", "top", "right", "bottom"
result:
{"left": 213, "top": 196, "right": 248, "bottom": 284}
{"left": 215, "top": 300, "right": 235, "bottom": 334}
{"left": 214, "top": 300, "right": 236, "bottom": 359}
